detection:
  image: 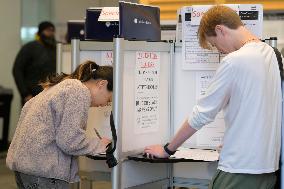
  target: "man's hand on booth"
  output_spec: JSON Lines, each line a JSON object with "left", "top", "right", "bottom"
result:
{"left": 144, "top": 144, "right": 170, "bottom": 159}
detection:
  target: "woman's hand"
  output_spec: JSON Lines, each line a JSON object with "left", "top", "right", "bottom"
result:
{"left": 97, "top": 137, "right": 111, "bottom": 153}
{"left": 144, "top": 144, "right": 170, "bottom": 158}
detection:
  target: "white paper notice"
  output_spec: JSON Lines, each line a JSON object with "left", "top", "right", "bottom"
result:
{"left": 239, "top": 4, "right": 263, "bottom": 39}
{"left": 195, "top": 71, "right": 225, "bottom": 147}
{"left": 171, "top": 147, "right": 219, "bottom": 161}
{"left": 134, "top": 52, "right": 160, "bottom": 134}
{"left": 98, "top": 7, "right": 119, "bottom": 22}
{"left": 181, "top": 4, "right": 263, "bottom": 70}
{"left": 181, "top": 7, "right": 220, "bottom": 70}
{"left": 101, "top": 51, "right": 113, "bottom": 66}
{"left": 195, "top": 71, "right": 215, "bottom": 100}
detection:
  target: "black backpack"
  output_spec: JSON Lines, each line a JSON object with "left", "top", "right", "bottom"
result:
{"left": 273, "top": 47, "right": 284, "bottom": 80}
{"left": 273, "top": 47, "right": 282, "bottom": 189}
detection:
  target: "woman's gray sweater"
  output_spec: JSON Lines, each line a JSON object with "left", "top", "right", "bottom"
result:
{"left": 6, "top": 79, "right": 104, "bottom": 182}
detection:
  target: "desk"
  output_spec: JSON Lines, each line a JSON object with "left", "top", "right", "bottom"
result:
{"left": 0, "top": 88, "right": 13, "bottom": 151}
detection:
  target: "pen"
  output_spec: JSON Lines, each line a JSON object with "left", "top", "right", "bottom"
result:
{"left": 94, "top": 128, "right": 102, "bottom": 139}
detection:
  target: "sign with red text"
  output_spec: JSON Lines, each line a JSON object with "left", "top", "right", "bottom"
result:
{"left": 181, "top": 4, "right": 262, "bottom": 70}
{"left": 181, "top": 6, "right": 220, "bottom": 70}
{"left": 191, "top": 5, "right": 239, "bottom": 25}
{"left": 98, "top": 7, "right": 119, "bottom": 22}
{"left": 134, "top": 51, "right": 160, "bottom": 134}
{"left": 101, "top": 51, "right": 113, "bottom": 66}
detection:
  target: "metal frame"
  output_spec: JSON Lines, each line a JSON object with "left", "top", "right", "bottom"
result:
{"left": 56, "top": 43, "right": 72, "bottom": 74}
{"left": 56, "top": 43, "right": 62, "bottom": 74}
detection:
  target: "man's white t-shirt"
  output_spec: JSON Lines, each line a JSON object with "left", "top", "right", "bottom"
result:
{"left": 189, "top": 42, "right": 282, "bottom": 174}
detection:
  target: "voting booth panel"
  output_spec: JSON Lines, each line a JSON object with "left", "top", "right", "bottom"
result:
{"left": 111, "top": 38, "right": 172, "bottom": 188}
{"left": 56, "top": 44, "right": 72, "bottom": 74}
{"left": 120, "top": 45, "right": 171, "bottom": 154}
{"left": 172, "top": 44, "right": 218, "bottom": 187}
{"left": 70, "top": 40, "right": 113, "bottom": 174}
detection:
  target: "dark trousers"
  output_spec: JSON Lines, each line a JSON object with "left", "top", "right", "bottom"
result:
{"left": 209, "top": 169, "right": 277, "bottom": 189}
{"left": 14, "top": 171, "right": 70, "bottom": 189}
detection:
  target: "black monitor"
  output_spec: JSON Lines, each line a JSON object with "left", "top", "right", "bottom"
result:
{"left": 67, "top": 20, "right": 85, "bottom": 43}
{"left": 119, "top": 2, "right": 161, "bottom": 41}
{"left": 85, "top": 8, "right": 119, "bottom": 41}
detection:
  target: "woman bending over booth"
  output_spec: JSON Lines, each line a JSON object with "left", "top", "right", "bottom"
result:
{"left": 6, "top": 60, "right": 113, "bottom": 189}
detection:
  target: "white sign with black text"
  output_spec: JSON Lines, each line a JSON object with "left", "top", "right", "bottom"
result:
{"left": 134, "top": 51, "right": 160, "bottom": 134}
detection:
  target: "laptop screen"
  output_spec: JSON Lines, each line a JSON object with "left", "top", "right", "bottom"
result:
{"left": 119, "top": 2, "right": 161, "bottom": 41}
{"left": 85, "top": 8, "right": 119, "bottom": 41}
{"left": 67, "top": 21, "right": 85, "bottom": 43}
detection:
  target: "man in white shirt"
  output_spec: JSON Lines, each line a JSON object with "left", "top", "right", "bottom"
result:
{"left": 144, "top": 5, "right": 281, "bottom": 189}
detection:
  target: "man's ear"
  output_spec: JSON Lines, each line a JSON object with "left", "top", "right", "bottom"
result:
{"left": 215, "top": 25, "right": 225, "bottom": 36}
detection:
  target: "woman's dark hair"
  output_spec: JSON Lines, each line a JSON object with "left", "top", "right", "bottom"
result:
{"left": 40, "top": 60, "right": 113, "bottom": 91}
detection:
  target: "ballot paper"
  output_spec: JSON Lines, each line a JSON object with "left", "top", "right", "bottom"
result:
{"left": 171, "top": 147, "right": 219, "bottom": 161}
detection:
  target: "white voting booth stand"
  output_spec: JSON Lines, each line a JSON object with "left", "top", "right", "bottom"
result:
{"left": 71, "top": 39, "right": 113, "bottom": 188}
{"left": 112, "top": 38, "right": 172, "bottom": 189}
{"left": 56, "top": 43, "right": 72, "bottom": 74}
{"left": 172, "top": 43, "right": 218, "bottom": 188}
{"left": 67, "top": 38, "right": 172, "bottom": 189}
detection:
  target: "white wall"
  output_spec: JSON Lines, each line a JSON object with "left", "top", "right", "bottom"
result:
{"left": 51, "top": 0, "right": 101, "bottom": 42}
{"left": 0, "top": 1, "right": 21, "bottom": 140}
{"left": 263, "top": 20, "right": 284, "bottom": 50}
{"left": 22, "top": 0, "right": 51, "bottom": 27}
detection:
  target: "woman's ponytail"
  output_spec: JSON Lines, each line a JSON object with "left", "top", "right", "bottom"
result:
{"left": 40, "top": 60, "right": 113, "bottom": 91}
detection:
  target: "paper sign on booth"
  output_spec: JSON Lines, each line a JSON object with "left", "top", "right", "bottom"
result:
{"left": 98, "top": 7, "right": 119, "bottom": 22}
{"left": 181, "top": 6, "right": 219, "bottom": 70}
{"left": 101, "top": 51, "right": 113, "bottom": 66}
{"left": 134, "top": 51, "right": 160, "bottom": 134}
{"left": 195, "top": 71, "right": 225, "bottom": 147}
{"left": 191, "top": 5, "right": 239, "bottom": 25}
{"left": 181, "top": 4, "right": 262, "bottom": 70}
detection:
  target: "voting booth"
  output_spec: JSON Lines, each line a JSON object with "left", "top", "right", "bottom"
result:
{"left": 61, "top": 38, "right": 172, "bottom": 189}
{"left": 55, "top": 2, "right": 280, "bottom": 189}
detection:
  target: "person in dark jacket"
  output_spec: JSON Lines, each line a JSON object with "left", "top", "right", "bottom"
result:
{"left": 13, "top": 21, "right": 56, "bottom": 105}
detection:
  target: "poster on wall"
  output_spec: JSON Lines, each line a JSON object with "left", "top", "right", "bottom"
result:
{"left": 195, "top": 71, "right": 225, "bottom": 147}
{"left": 134, "top": 51, "right": 160, "bottom": 134}
{"left": 181, "top": 4, "right": 263, "bottom": 70}
{"left": 181, "top": 6, "right": 220, "bottom": 70}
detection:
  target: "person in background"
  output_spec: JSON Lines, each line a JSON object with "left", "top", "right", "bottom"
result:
{"left": 13, "top": 21, "right": 56, "bottom": 105}
{"left": 7, "top": 61, "right": 112, "bottom": 189}
{"left": 144, "top": 5, "right": 281, "bottom": 189}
